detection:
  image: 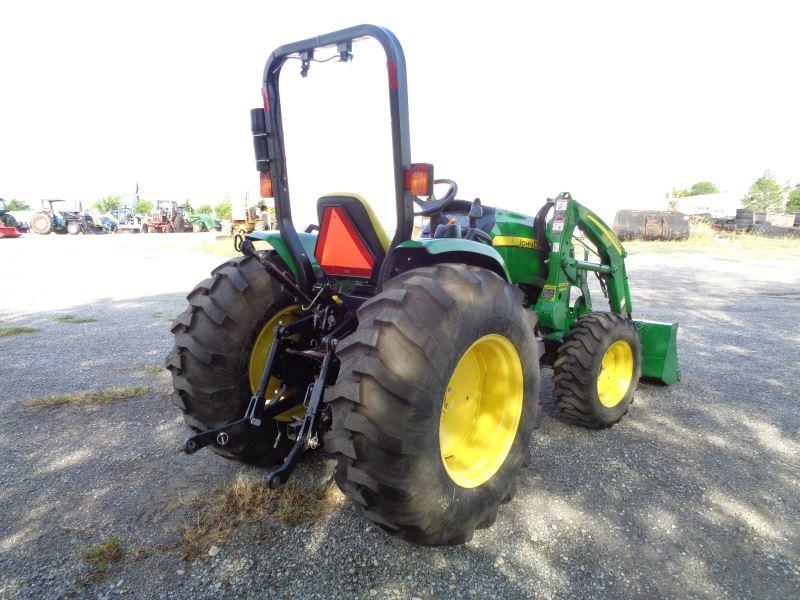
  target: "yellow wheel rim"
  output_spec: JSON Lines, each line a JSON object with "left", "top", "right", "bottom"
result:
{"left": 248, "top": 306, "right": 303, "bottom": 420}
{"left": 439, "top": 334, "right": 524, "bottom": 489}
{"left": 597, "top": 340, "right": 634, "bottom": 408}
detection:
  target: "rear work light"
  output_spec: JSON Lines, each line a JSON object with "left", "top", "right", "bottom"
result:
{"left": 260, "top": 172, "right": 273, "bottom": 198}
{"left": 405, "top": 163, "right": 434, "bottom": 197}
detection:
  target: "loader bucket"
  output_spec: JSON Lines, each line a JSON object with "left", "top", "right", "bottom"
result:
{"left": 0, "top": 225, "right": 21, "bottom": 238}
{"left": 613, "top": 210, "right": 690, "bottom": 241}
{"left": 635, "top": 320, "right": 680, "bottom": 385}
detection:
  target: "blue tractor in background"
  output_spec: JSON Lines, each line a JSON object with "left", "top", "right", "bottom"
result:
{"left": 30, "top": 199, "right": 104, "bottom": 235}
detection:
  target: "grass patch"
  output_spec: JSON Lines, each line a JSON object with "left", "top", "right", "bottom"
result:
{"left": 199, "top": 237, "right": 275, "bottom": 258}
{"left": 23, "top": 385, "right": 148, "bottom": 410}
{"left": 624, "top": 222, "right": 800, "bottom": 259}
{"left": 199, "top": 237, "right": 240, "bottom": 258}
{"left": 150, "top": 311, "right": 163, "bottom": 318}
{"left": 180, "top": 474, "right": 344, "bottom": 558}
{"left": 145, "top": 365, "right": 172, "bottom": 396}
{"left": 82, "top": 537, "right": 123, "bottom": 582}
{"left": 54, "top": 314, "right": 97, "bottom": 324}
{"left": 0, "top": 326, "right": 40, "bottom": 338}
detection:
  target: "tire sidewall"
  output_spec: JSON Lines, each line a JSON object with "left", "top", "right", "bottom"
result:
{"left": 32, "top": 213, "right": 52, "bottom": 234}
{"left": 588, "top": 322, "right": 642, "bottom": 424}
{"left": 384, "top": 275, "right": 540, "bottom": 535}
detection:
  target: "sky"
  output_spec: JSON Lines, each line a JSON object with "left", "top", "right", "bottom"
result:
{"left": 1, "top": 0, "right": 798, "bottom": 226}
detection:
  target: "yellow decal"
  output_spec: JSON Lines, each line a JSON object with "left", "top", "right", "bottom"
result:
{"left": 586, "top": 214, "right": 623, "bottom": 255}
{"left": 492, "top": 236, "right": 538, "bottom": 249}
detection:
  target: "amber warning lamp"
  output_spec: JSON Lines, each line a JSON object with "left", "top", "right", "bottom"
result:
{"left": 404, "top": 163, "right": 434, "bottom": 197}
{"left": 260, "top": 172, "right": 274, "bottom": 199}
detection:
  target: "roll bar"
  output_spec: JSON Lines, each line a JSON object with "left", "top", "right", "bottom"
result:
{"left": 260, "top": 24, "right": 414, "bottom": 293}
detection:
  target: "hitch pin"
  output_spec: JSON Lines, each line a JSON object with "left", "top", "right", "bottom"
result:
{"left": 302, "top": 286, "right": 326, "bottom": 312}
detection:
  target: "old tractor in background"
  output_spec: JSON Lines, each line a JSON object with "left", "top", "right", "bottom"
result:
{"left": 0, "top": 199, "right": 23, "bottom": 238}
{"left": 186, "top": 208, "right": 222, "bottom": 233}
{"left": 143, "top": 200, "right": 185, "bottom": 233}
{"left": 231, "top": 197, "right": 277, "bottom": 236}
{"left": 168, "top": 25, "right": 680, "bottom": 546}
{"left": 143, "top": 201, "right": 222, "bottom": 233}
{"left": 30, "top": 199, "right": 104, "bottom": 235}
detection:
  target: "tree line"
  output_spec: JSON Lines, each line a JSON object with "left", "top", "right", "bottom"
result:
{"left": 673, "top": 171, "right": 800, "bottom": 213}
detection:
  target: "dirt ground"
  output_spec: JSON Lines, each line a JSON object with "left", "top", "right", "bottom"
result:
{"left": 0, "top": 233, "right": 798, "bottom": 599}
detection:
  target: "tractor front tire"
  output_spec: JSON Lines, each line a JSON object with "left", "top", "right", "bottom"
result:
{"left": 67, "top": 221, "right": 82, "bottom": 235}
{"left": 191, "top": 222, "right": 205, "bottom": 233}
{"left": 166, "top": 255, "right": 295, "bottom": 466}
{"left": 31, "top": 212, "right": 54, "bottom": 235}
{"left": 553, "top": 312, "right": 642, "bottom": 428}
{"left": 326, "top": 264, "right": 541, "bottom": 545}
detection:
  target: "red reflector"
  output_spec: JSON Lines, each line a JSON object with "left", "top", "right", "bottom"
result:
{"left": 315, "top": 206, "right": 374, "bottom": 277}
{"left": 260, "top": 172, "right": 273, "bottom": 198}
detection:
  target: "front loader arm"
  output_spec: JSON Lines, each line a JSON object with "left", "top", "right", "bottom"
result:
{"left": 535, "top": 193, "right": 632, "bottom": 334}
{"left": 572, "top": 202, "right": 633, "bottom": 318}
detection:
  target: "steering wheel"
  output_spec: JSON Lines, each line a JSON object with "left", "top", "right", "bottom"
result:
{"left": 412, "top": 179, "right": 458, "bottom": 216}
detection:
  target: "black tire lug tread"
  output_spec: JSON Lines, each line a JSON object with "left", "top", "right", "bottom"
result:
{"left": 328, "top": 263, "right": 541, "bottom": 545}
{"left": 166, "top": 255, "right": 295, "bottom": 466}
{"left": 553, "top": 311, "right": 642, "bottom": 429}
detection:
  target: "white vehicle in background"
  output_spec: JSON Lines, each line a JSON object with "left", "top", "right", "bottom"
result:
{"left": 109, "top": 206, "right": 147, "bottom": 233}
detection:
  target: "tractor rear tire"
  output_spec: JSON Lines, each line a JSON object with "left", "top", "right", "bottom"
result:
{"left": 141, "top": 223, "right": 149, "bottom": 233}
{"left": 166, "top": 255, "right": 295, "bottom": 466}
{"left": 31, "top": 212, "right": 54, "bottom": 235}
{"left": 326, "top": 264, "right": 541, "bottom": 545}
{"left": 173, "top": 214, "right": 185, "bottom": 233}
{"left": 553, "top": 312, "right": 642, "bottom": 428}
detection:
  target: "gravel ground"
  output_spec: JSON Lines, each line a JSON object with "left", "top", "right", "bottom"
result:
{"left": 0, "top": 233, "right": 798, "bottom": 599}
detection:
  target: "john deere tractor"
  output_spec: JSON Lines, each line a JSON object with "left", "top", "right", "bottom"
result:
{"left": 168, "top": 25, "right": 679, "bottom": 546}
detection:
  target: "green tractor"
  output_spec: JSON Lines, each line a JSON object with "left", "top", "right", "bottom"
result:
{"left": 185, "top": 208, "right": 221, "bottom": 233}
{"left": 167, "top": 25, "right": 679, "bottom": 546}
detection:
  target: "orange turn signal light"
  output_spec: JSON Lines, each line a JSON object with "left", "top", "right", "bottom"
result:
{"left": 260, "top": 172, "right": 273, "bottom": 198}
{"left": 404, "top": 163, "right": 434, "bottom": 197}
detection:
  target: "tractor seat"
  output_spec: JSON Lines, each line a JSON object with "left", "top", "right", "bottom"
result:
{"left": 315, "top": 194, "right": 390, "bottom": 279}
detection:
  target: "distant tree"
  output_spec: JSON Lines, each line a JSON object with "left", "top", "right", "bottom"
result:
{"left": 689, "top": 181, "right": 718, "bottom": 196}
{"left": 133, "top": 198, "right": 153, "bottom": 215}
{"left": 215, "top": 201, "right": 232, "bottom": 221}
{"left": 196, "top": 204, "right": 213, "bottom": 215}
{"left": 671, "top": 181, "right": 718, "bottom": 198}
{"left": 671, "top": 187, "right": 690, "bottom": 198}
{"left": 6, "top": 199, "right": 31, "bottom": 210}
{"left": 742, "top": 171, "right": 789, "bottom": 212}
{"left": 94, "top": 195, "right": 122, "bottom": 213}
{"left": 182, "top": 200, "right": 193, "bottom": 214}
{"left": 787, "top": 184, "right": 800, "bottom": 213}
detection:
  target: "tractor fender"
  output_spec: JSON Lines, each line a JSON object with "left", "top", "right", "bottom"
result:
{"left": 246, "top": 230, "right": 323, "bottom": 280}
{"left": 380, "top": 238, "right": 511, "bottom": 286}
